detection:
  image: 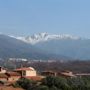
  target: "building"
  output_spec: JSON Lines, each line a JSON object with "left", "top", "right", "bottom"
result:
{"left": 0, "top": 73, "right": 8, "bottom": 82}
{"left": 15, "top": 67, "right": 37, "bottom": 77}
{"left": 75, "top": 73, "right": 90, "bottom": 77}
{"left": 6, "top": 72, "right": 21, "bottom": 82}
{"left": 0, "top": 67, "right": 7, "bottom": 82}
{"left": 0, "top": 67, "right": 38, "bottom": 83}
{"left": 41, "top": 71, "right": 56, "bottom": 76}
{"left": 0, "top": 67, "right": 6, "bottom": 74}
{"left": 57, "top": 70, "right": 76, "bottom": 78}
{"left": 41, "top": 70, "right": 76, "bottom": 78}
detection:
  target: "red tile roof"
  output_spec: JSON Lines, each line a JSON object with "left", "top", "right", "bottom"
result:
{"left": 61, "top": 73, "right": 75, "bottom": 77}
{"left": 15, "top": 67, "right": 35, "bottom": 71}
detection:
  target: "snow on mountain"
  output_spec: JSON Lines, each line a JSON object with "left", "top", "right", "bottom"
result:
{"left": 9, "top": 33, "right": 81, "bottom": 44}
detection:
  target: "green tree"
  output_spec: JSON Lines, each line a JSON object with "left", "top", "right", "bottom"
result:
{"left": 15, "top": 77, "right": 33, "bottom": 90}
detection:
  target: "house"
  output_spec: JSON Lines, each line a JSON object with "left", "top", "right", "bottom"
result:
{"left": 0, "top": 72, "right": 21, "bottom": 83}
{"left": 0, "top": 67, "right": 8, "bottom": 82}
{"left": 57, "top": 70, "right": 76, "bottom": 78}
{"left": 0, "top": 67, "right": 6, "bottom": 74}
{"left": 6, "top": 72, "right": 21, "bottom": 82}
{"left": 14, "top": 67, "right": 37, "bottom": 77}
{"left": 14, "top": 67, "right": 43, "bottom": 81}
{"left": 0, "top": 67, "right": 37, "bottom": 83}
{"left": 0, "top": 73, "right": 8, "bottom": 82}
{"left": 75, "top": 73, "right": 90, "bottom": 77}
{"left": 41, "top": 71, "right": 57, "bottom": 76}
{"left": 41, "top": 70, "right": 76, "bottom": 78}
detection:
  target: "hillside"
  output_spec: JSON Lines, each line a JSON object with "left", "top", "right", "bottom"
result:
{"left": 15, "top": 33, "right": 90, "bottom": 60}
{"left": 0, "top": 34, "right": 69, "bottom": 60}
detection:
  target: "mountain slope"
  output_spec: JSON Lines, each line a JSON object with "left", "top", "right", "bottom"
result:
{"left": 0, "top": 34, "right": 69, "bottom": 60}
{"left": 15, "top": 33, "right": 90, "bottom": 60}
{"left": 35, "top": 39, "right": 90, "bottom": 60}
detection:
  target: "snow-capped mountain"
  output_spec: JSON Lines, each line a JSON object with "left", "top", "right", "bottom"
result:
{"left": 1, "top": 33, "right": 90, "bottom": 60}
{"left": 14, "top": 33, "right": 81, "bottom": 44}
{"left": 0, "top": 34, "right": 69, "bottom": 60}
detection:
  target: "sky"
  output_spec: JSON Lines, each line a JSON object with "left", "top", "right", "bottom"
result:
{"left": 0, "top": 0, "right": 90, "bottom": 38}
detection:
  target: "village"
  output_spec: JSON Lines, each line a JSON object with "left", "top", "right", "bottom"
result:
{"left": 0, "top": 59, "right": 90, "bottom": 90}
{"left": 0, "top": 65, "right": 90, "bottom": 89}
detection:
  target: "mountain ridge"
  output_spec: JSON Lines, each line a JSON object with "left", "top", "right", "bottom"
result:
{"left": 0, "top": 33, "right": 90, "bottom": 60}
{"left": 0, "top": 34, "right": 70, "bottom": 60}
{"left": 10, "top": 32, "right": 81, "bottom": 44}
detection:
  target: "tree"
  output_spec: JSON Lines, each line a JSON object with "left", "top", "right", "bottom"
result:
{"left": 14, "top": 77, "right": 33, "bottom": 90}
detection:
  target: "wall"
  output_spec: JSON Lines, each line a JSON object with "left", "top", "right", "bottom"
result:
{"left": 26, "top": 70, "right": 36, "bottom": 76}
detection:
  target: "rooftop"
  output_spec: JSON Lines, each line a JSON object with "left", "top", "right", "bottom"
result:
{"left": 6, "top": 72, "right": 21, "bottom": 76}
{"left": 15, "top": 67, "right": 35, "bottom": 71}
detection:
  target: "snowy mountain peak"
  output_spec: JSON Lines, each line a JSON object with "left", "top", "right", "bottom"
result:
{"left": 14, "top": 33, "right": 81, "bottom": 44}
{"left": 31, "top": 32, "right": 48, "bottom": 39}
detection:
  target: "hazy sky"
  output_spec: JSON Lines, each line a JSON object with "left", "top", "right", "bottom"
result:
{"left": 0, "top": 0, "right": 90, "bottom": 38}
